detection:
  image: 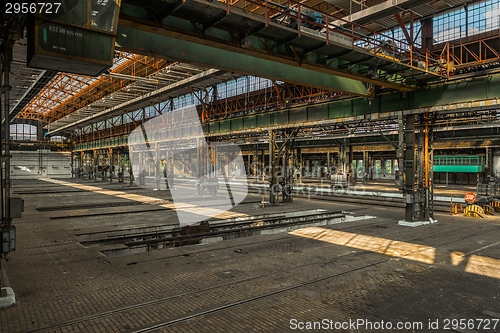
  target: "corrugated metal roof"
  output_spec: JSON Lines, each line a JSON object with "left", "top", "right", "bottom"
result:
{"left": 411, "top": 3, "right": 439, "bottom": 18}
{"left": 323, "top": 0, "right": 364, "bottom": 13}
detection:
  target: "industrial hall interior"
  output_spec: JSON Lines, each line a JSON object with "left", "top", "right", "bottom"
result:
{"left": 1, "top": 0, "right": 500, "bottom": 332}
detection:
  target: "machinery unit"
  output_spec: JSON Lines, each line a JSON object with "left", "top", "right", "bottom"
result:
{"left": 331, "top": 173, "right": 347, "bottom": 189}
{"left": 0, "top": 227, "right": 16, "bottom": 258}
{"left": 197, "top": 177, "right": 220, "bottom": 195}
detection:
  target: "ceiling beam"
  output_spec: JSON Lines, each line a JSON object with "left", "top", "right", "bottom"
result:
{"left": 116, "top": 18, "right": 374, "bottom": 97}
{"left": 48, "top": 69, "right": 227, "bottom": 134}
{"left": 330, "top": 0, "right": 425, "bottom": 26}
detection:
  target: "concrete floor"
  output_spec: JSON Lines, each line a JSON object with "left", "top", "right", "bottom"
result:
{"left": 1, "top": 178, "right": 499, "bottom": 333}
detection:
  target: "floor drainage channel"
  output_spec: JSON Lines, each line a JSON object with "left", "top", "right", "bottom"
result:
{"left": 94, "top": 210, "right": 374, "bottom": 258}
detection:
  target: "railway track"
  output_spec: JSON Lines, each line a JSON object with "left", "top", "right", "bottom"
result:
{"left": 243, "top": 185, "right": 454, "bottom": 212}
{"left": 24, "top": 219, "right": 500, "bottom": 333}
{"left": 79, "top": 210, "right": 352, "bottom": 253}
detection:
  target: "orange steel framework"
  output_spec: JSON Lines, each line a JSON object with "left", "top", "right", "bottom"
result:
{"left": 221, "top": 0, "right": 444, "bottom": 77}
{"left": 18, "top": 53, "right": 172, "bottom": 123}
{"left": 440, "top": 35, "right": 500, "bottom": 69}
{"left": 203, "top": 82, "right": 340, "bottom": 120}
{"left": 14, "top": 1, "right": 500, "bottom": 132}
{"left": 72, "top": 82, "right": 339, "bottom": 144}
{"left": 229, "top": 0, "right": 364, "bottom": 17}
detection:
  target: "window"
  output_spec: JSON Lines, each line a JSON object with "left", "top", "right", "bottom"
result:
{"left": 433, "top": 0, "right": 500, "bottom": 44}
{"left": 433, "top": 7, "right": 466, "bottom": 44}
{"left": 469, "top": 0, "right": 500, "bottom": 33}
{"left": 10, "top": 123, "right": 37, "bottom": 141}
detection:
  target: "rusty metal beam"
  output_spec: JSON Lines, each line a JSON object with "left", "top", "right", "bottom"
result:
{"left": 394, "top": 12, "right": 413, "bottom": 47}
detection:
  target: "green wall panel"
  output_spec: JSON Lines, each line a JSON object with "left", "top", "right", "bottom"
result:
{"left": 351, "top": 99, "right": 372, "bottom": 116}
{"left": 275, "top": 111, "right": 289, "bottom": 125}
{"left": 378, "top": 93, "right": 405, "bottom": 112}
{"left": 244, "top": 116, "right": 257, "bottom": 129}
{"left": 307, "top": 104, "right": 328, "bottom": 121}
{"left": 329, "top": 100, "right": 352, "bottom": 118}
{"left": 208, "top": 122, "right": 218, "bottom": 134}
{"left": 257, "top": 114, "right": 271, "bottom": 127}
{"left": 220, "top": 120, "right": 230, "bottom": 132}
{"left": 289, "top": 107, "right": 307, "bottom": 123}
{"left": 231, "top": 118, "right": 243, "bottom": 131}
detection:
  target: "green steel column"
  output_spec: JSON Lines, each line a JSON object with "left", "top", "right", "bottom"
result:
{"left": 2, "top": 42, "right": 12, "bottom": 224}
{"left": 405, "top": 115, "right": 416, "bottom": 222}
{"left": 423, "top": 113, "right": 431, "bottom": 220}
{"left": 486, "top": 147, "right": 492, "bottom": 178}
{"left": 397, "top": 113, "right": 405, "bottom": 190}
{"left": 116, "top": 23, "right": 369, "bottom": 96}
{"left": 417, "top": 118, "right": 425, "bottom": 221}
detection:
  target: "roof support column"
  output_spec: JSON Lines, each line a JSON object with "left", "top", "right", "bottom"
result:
{"left": 421, "top": 17, "right": 433, "bottom": 51}
{"left": 269, "top": 129, "right": 277, "bottom": 204}
{"left": 1, "top": 42, "right": 12, "bottom": 226}
{"left": 404, "top": 115, "right": 417, "bottom": 222}
{"left": 109, "top": 147, "right": 113, "bottom": 184}
{"left": 399, "top": 113, "right": 435, "bottom": 226}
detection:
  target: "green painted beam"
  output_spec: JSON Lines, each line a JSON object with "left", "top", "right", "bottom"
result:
{"left": 72, "top": 74, "right": 500, "bottom": 151}
{"left": 115, "top": 21, "right": 369, "bottom": 97}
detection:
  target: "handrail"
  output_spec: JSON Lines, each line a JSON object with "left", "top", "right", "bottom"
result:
{"left": 223, "top": 0, "right": 446, "bottom": 76}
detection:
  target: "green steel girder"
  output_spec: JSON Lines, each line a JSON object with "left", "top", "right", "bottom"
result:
{"left": 118, "top": 1, "right": 426, "bottom": 91}
{"left": 198, "top": 75, "right": 500, "bottom": 136}
{"left": 72, "top": 130, "right": 500, "bottom": 152}
{"left": 72, "top": 74, "right": 500, "bottom": 151}
{"left": 115, "top": 20, "right": 369, "bottom": 97}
